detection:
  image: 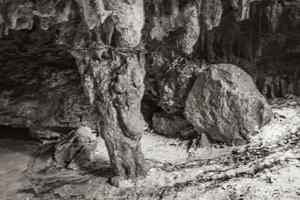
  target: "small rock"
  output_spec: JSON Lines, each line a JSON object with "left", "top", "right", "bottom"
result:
{"left": 54, "top": 126, "right": 97, "bottom": 169}
{"left": 199, "top": 133, "right": 211, "bottom": 147}
{"left": 109, "top": 176, "right": 135, "bottom": 188}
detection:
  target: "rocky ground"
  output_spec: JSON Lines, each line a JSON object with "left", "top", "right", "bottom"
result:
{"left": 0, "top": 95, "right": 299, "bottom": 200}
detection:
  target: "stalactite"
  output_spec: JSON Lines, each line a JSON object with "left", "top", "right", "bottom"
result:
{"left": 91, "top": 0, "right": 111, "bottom": 24}
{"left": 75, "top": 0, "right": 98, "bottom": 30}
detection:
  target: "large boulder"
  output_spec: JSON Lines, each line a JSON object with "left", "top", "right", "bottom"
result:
{"left": 184, "top": 64, "right": 273, "bottom": 145}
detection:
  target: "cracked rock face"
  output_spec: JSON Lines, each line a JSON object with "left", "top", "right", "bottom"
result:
{"left": 185, "top": 64, "right": 273, "bottom": 145}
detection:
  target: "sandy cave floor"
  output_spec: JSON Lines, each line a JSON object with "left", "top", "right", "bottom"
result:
{"left": 0, "top": 95, "right": 300, "bottom": 200}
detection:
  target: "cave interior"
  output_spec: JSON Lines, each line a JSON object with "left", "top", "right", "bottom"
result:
{"left": 0, "top": 0, "right": 300, "bottom": 199}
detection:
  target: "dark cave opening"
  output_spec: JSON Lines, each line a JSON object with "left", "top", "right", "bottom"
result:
{"left": 0, "top": 28, "right": 92, "bottom": 141}
{"left": 0, "top": 125, "right": 36, "bottom": 141}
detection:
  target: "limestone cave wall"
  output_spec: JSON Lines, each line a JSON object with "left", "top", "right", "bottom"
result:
{"left": 0, "top": 0, "right": 299, "bottom": 179}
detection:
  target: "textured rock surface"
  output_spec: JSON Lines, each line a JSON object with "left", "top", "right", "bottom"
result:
{"left": 144, "top": 0, "right": 300, "bottom": 108}
{"left": 145, "top": 0, "right": 222, "bottom": 54}
{"left": 142, "top": 0, "right": 299, "bottom": 141}
{"left": 72, "top": 50, "right": 148, "bottom": 179}
{"left": 204, "top": 0, "right": 300, "bottom": 96}
{"left": 143, "top": 0, "right": 224, "bottom": 115}
{"left": 255, "top": 54, "right": 300, "bottom": 98}
{"left": 185, "top": 64, "right": 273, "bottom": 144}
{"left": 158, "top": 62, "right": 202, "bottom": 114}
{"left": 70, "top": 1, "right": 148, "bottom": 179}
{"left": 54, "top": 126, "right": 97, "bottom": 169}
{"left": 0, "top": 30, "right": 96, "bottom": 140}
{"left": 152, "top": 112, "right": 196, "bottom": 138}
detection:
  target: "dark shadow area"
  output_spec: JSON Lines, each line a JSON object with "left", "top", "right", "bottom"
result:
{"left": 0, "top": 125, "right": 38, "bottom": 141}
{"left": 0, "top": 125, "right": 40, "bottom": 160}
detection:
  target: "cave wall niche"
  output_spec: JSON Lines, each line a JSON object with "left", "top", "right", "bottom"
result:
{"left": 0, "top": 28, "right": 94, "bottom": 141}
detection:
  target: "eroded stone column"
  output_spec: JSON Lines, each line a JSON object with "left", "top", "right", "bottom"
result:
{"left": 72, "top": 48, "right": 147, "bottom": 179}
{"left": 98, "top": 52, "right": 147, "bottom": 179}
{"left": 71, "top": 0, "right": 148, "bottom": 179}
